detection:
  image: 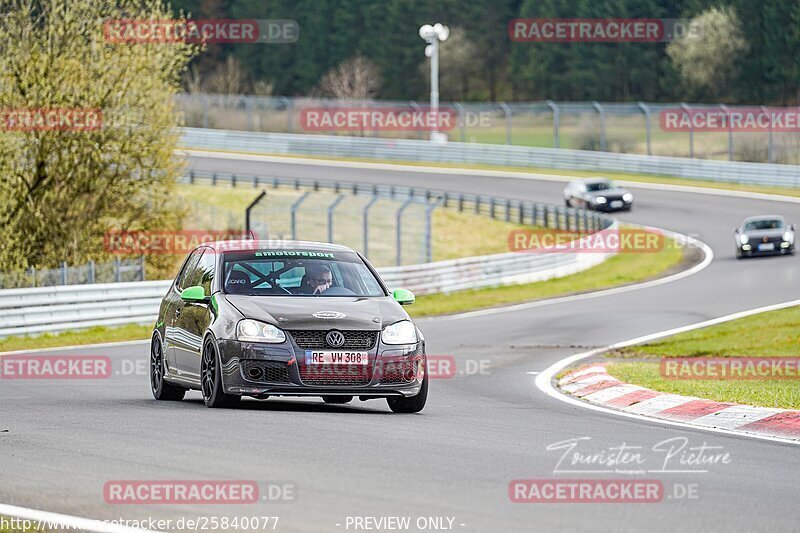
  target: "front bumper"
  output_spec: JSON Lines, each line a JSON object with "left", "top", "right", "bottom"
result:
{"left": 591, "top": 200, "right": 632, "bottom": 212}
{"left": 738, "top": 242, "right": 793, "bottom": 256}
{"left": 216, "top": 339, "right": 425, "bottom": 398}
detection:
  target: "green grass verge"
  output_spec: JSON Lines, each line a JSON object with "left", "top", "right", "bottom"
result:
{"left": 614, "top": 305, "right": 800, "bottom": 358}
{"left": 0, "top": 323, "right": 152, "bottom": 353}
{"left": 605, "top": 305, "right": 800, "bottom": 409}
{"left": 607, "top": 361, "right": 800, "bottom": 410}
{"left": 183, "top": 148, "right": 800, "bottom": 199}
{"left": 175, "top": 184, "right": 532, "bottom": 266}
{"left": 407, "top": 230, "right": 685, "bottom": 317}
{"left": 0, "top": 230, "right": 686, "bottom": 353}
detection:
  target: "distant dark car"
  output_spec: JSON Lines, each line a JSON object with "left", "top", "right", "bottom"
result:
{"left": 150, "top": 241, "right": 427, "bottom": 412}
{"left": 735, "top": 216, "right": 795, "bottom": 259}
{"left": 563, "top": 178, "right": 633, "bottom": 212}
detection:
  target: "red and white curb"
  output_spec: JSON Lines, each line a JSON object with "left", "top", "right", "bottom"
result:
{"left": 559, "top": 363, "right": 800, "bottom": 442}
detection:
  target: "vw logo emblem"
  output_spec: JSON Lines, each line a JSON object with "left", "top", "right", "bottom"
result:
{"left": 313, "top": 311, "right": 346, "bottom": 319}
{"left": 325, "top": 330, "right": 346, "bottom": 348}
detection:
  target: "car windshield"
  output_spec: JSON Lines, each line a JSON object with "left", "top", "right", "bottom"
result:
{"left": 744, "top": 219, "right": 784, "bottom": 231}
{"left": 585, "top": 181, "right": 613, "bottom": 192}
{"left": 222, "top": 250, "right": 385, "bottom": 297}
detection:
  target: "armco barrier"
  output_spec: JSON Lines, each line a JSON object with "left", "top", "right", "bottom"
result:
{"left": 181, "top": 128, "right": 800, "bottom": 188}
{"left": 0, "top": 281, "right": 172, "bottom": 337}
{"left": 0, "top": 228, "right": 616, "bottom": 338}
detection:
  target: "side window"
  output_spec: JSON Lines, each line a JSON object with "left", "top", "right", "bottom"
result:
{"left": 176, "top": 249, "right": 203, "bottom": 290}
{"left": 194, "top": 249, "right": 216, "bottom": 296}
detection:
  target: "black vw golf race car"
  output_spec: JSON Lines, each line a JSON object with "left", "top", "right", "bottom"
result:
{"left": 150, "top": 241, "right": 427, "bottom": 412}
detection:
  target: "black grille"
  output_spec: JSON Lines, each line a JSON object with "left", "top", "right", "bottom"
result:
{"left": 240, "top": 360, "right": 291, "bottom": 384}
{"left": 299, "top": 364, "right": 372, "bottom": 386}
{"left": 288, "top": 330, "right": 378, "bottom": 350}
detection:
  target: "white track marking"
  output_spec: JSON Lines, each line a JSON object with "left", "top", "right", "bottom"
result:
{"left": 560, "top": 381, "right": 591, "bottom": 394}
{"left": 624, "top": 394, "right": 698, "bottom": 416}
{"left": 568, "top": 374, "right": 618, "bottom": 387}
{"left": 582, "top": 384, "right": 646, "bottom": 403}
{"left": 0, "top": 339, "right": 148, "bottom": 357}
{"left": 182, "top": 149, "right": 800, "bottom": 204}
{"left": 535, "top": 298, "right": 800, "bottom": 445}
{"left": 0, "top": 503, "right": 158, "bottom": 533}
{"left": 428, "top": 228, "right": 713, "bottom": 321}
{"left": 561, "top": 365, "right": 608, "bottom": 381}
{"left": 691, "top": 405, "right": 785, "bottom": 430}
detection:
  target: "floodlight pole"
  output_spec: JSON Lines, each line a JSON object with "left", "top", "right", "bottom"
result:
{"left": 430, "top": 38, "right": 439, "bottom": 139}
{"left": 420, "top": 23, "right": 449, "bottom": 142}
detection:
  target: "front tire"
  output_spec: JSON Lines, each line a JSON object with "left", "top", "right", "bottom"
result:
{"left": 150, "top": 335, "right": 186, "bottom": 401}
{"left": 201, "top": 338, "right": 241, "bottom": 408}
{"left": 387, "top": 374, "right": 428, "bottom": 413}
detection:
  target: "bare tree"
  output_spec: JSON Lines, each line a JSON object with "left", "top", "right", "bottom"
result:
{"left": 206, "top": 55, "right": 249, "bottom": 95}
{"left": 667, "top": 7, "right": 748, "bottom": 96}
{"left": 252, "top": 80, "right": 274, "bottom": 96}
{"left": 420, "top": 28, "right": 484, "bottom": 100}
{"left": 318, "top": 54, "right": 382, "bottom": 99}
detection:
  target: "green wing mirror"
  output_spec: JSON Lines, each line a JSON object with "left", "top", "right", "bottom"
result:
{"left": 392, "top": 288, "right": 415, "bottom": 306}
{"left": 180, "top": 285, "right": 208, "bottom": 303}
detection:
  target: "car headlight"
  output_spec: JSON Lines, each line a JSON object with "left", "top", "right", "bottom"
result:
{"left": 237, "top": 319, "right": 286, "bottom": 343}
{"left": 622, "top": 193, "right": 633, "bottom": 202}
{"left": 738, "top": 234, "right": 749, "bottom": 245}
{"left": 593, "top": 197, "right": 607, "bottom": 204}
{"left": 381, "top": 320, "right": 417, "bottom": 345}
{"left": 783, "top": 231, "right": 794, "bottom": 243}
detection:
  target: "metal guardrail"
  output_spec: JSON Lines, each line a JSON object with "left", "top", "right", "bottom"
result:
{"left": 0, "top": 228, "right": 617, "bottom": 338}
{"left": 0, "top": 167, "right": 616, "bottom": 338}
{"left": 0, "top": 257, "right": 146, "bottom": 290}
{"left": 181, "top": 128, "right": 800, "bottom": 188}
{"left": 0, "top": 281, "right": 172, "bottom": 337}
{"left": 177, "top": 94, "right": 800, "bottom": 164}
{"left": 379, "top": 247, "right": 611, "bottom": 296}
{"left": 181, "top": 170, "right": 611, "bottom": 234}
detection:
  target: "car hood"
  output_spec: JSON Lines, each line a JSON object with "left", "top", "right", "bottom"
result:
{"left": 585, "top": 188, "right": 628, "bottom": 198}
{"left": 224, "top": 295, "right": 408, "bottom": 330}
{"left": 743, "top": 228, "right": 785, "bottom": 239}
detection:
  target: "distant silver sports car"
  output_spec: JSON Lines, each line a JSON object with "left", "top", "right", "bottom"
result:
{"left": 734, "top": 215, "right": 795, "bottom": 259}
{"left": 563, "top": 178, "right": 633, "bottom": 212}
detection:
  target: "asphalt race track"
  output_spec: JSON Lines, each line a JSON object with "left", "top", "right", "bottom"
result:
{"left": 3, "top": 154, "right": 800, "bottom": 532}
